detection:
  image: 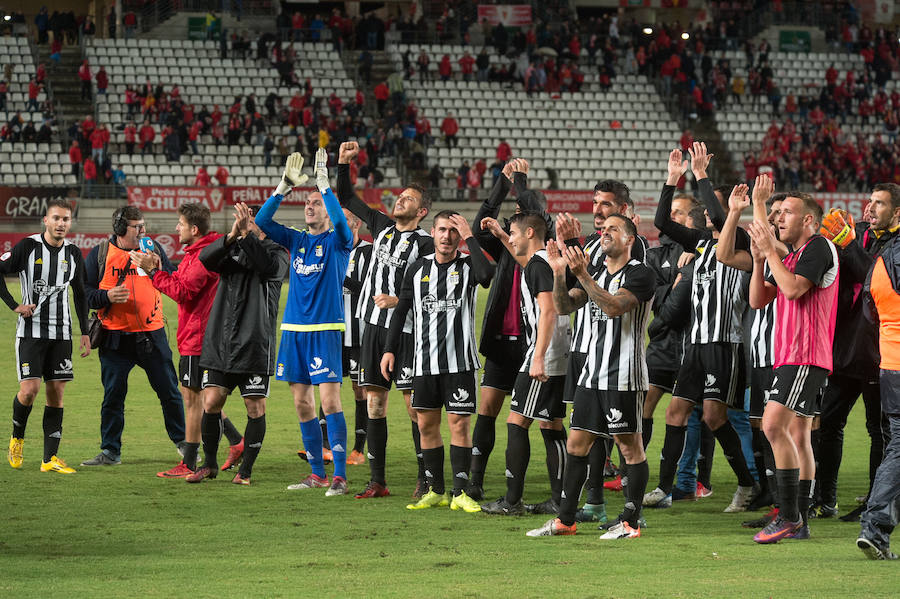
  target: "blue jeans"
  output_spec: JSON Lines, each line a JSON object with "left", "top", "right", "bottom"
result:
{"left": 97, "top": 329, "right": 185, "bottom": 458}
{"left": 676, "top": 390, "right": 758, "bottom": 492}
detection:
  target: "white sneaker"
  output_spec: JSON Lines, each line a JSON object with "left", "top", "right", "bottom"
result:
{"left": 525, "top": 518, "right": 576, "bottom": 537}
{"left": 599, "top": 520, "right": 641, "bottom": 539}
{"left": 724, "top": 483, "right": 760, "bottom": 513}
{"left": 642, "top": 487, "right": 672, "bottom": 508}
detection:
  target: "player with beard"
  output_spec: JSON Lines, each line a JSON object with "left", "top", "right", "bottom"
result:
{"left": 3, "top": 199, "right": 89, "bottom": 473}
{"left": 748, "top": 192, "right": 839, "bottom": 543}
{"left": 527, "top": 214, "right": 654, "bottom": 538}
{"left": 335, "top": 141, "right": 435, "bottom": 499}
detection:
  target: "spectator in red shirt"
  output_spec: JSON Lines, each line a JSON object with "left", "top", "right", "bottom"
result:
{"left": 124, "top": 120, "right": 137, "bottom": 155}
{"left": 124, "top": 11, "right": 137, "bottom": 38}
{"left": 289, "top": 92, "right": 304, "bottom": 112}
{"left": 440, "top": 112, "right": 459, "bottom": 148}
{"left": 214, "top": 165, "right": 229, "bottom": 186}
{"left": 90, "top": 124, "right": 107, "bottom": 164}
{"left": 35, "top": 63, "right": 46, "bottom": 85}
{"left": 81, "top": 114, "right": 96, "bottom": 140}
{"left": 415, "top": 114, "right": 432, "bottom": 147}
{"left": 68, "top": 140, "right": 82, "bottom": 178}
{"left": 78, "top": 59, "right": 92, "bottom": 101}
{"left": 438, "top": 54, "right": 452, "bottom": 81}
{"left": 26, "top": 78, "right": 41, "bottom": 112}
{"left": 83, "top": 157, "right": 97, "bottom": 196}
{"left": 459, "top": 50, "right": 475, "bottom": 81}
{"left": 194, "top": 166, "right": 210, "bottom": 187}
{"left": 292, "top": 12, "right": 305, "bottom": 41}
{"left": 189, "top": 120, "right": 202, "bottom": 155}
{"left": 679, "top": 128, "right": 693, "bottom": 151}
{"left": 211, "top": 121, "right": 224, "bottom": 146}
{"left": 328, "top": 92, "right": 343, "bottom": 116}
{"left": 496, "top": 139, "right": 512, "bottom": 162}
{"left": 139, "top": 118, "right": 156, "bottom": 154}
{"left": 301, "top": 105, "right": 314, "bottom": 128}
{"left": 374, "top": 81, "right": 389, "bottom": 117}
{"left": 96, "top": 66, "right": 108, "bottom": 95}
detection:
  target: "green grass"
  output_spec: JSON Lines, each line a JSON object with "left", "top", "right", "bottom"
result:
{"left": 0, "top": 280, "right": 895, "bottom": 598}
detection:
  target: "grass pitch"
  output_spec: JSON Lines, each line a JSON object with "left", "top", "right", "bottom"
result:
{"left": 0, "top": 281, "right": 896, "bottom": 598}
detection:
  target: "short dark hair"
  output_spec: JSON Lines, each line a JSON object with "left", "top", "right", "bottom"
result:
{"left": 433, "top": 209, "right": 459, "bottom": 226}
{"left": 785, "top": 190, "right": 823, "bottom": 225}
{"left": 688, "top": 206, "right": 707, "bottom": 229}
{"left": 593, "top": 179, "right": 630, "bottom": 207}
{"left": 46, "top": 198, "right": 73, "bottom": 215}
{"left": 713, "top": 184, "right": 733, "bottom": 209}
{"left": 766, "top": 192, "right": 788, "bottom": 209}
{"left": 117, "top": 205, "right": 143, "bottom": 224}
{"left": 177, "top": 202, "right": 211, "bottom": 235}
{"left": 605, "top": 213, "right": 637, "bottom": 238}
{"left": 873, "top": 182, "right": 900, "bottom": 211}
{"left": 509, "top": 210, "right": 547, "bottom": 242}
{"left": 405, "top": 182, "right": 432, "bottom": 214}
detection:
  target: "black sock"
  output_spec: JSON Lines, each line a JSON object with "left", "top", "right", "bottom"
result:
{"left": 222, "top": 415, "right": 243, "bottom": 446}
{"left": 559, "top": 453, "right": 588, "bottom": 526}
{"left": 618, "top": 445, "right": 628, "bottom": 494}
{"left": 697, "top": 422, "right": 716, "bottom": 488}
{"left": 541, "top": 427, "right": 567, "bottom": 504}
{"left": 641, "top": 417, "right": 654, "bottom": 450}
{"left": 585, "top": 438, "right": 607, "bottom": 505}
{"left": 659, "top": 424, "right": 687, "bottom": 494}
{"left": 238, "top": 414, "right": 266, "bottom": 478}
{"left": 12, "top": 395, "right": 32, "bottom": 438}
{"left": 42, "top": 406, "right": 63, "bottom": 462}
{"left": 776, "top": 468, "right": 801, "bottom": 522}
{"left": 713, "top": 421, "right": 755, "bottom": 487}
{"left": 762, "top": 434, "right": 779, "bottom": 507}
{"left": 422, "top": 446, "right": 445, "bottom": 494}
{"left": 200, "top": 411, "right": 223, "bottom": 470}
{"left": 623, "top": 460, "right": 650, "bottom": 528}
{"left": 799, "top": 478, "right": 813, "bottom": 525}
{"left": 470, "top": 413, "right": 496, "bottom": 487}
{"left": 182, "top": 442, "right": 200, "bottom": 470}
{"left": 367, "top": 417, "right": 388, "bottom": 484}
{"left": 353, "top": 399, "right": 368, "bottom": 453}
{"left": 450, "top": 444, "right": 471, "bottom": 495}
{"left": 411, "top": 420, "right": 425, "bottom": 481}
{"left": 505, "top": 423, "right": 530, "bottom": 505}
{"left": 751, "top": 428, "right": 768, "bottom": 494}
{"left": 319, "top": 406, "right": 329, "bottom": 449}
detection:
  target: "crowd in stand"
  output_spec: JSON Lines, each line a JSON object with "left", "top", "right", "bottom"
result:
{"left": 0, "top": 60, "right": 57, "bottom": 144}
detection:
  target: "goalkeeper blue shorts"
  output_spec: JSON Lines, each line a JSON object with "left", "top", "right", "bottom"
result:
{"left": 276, "top": 330, "right": 343, "bottom": 385}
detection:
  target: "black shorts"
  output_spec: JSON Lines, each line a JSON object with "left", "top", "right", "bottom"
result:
{"left": 563, "top": 351, "right": 587, "bottom": 404}
{"left": 672, "top": 342, "right": 746, "bottom": 409}
{"left": 768, "top": 365, "right": 828, "bottom": 418}
{"left": 358, "top": 325, "right": 413, "bottom": 391}
{"left": 480, "top": 338, "right": 524, "bottom": 393}
{"left": 179, "top": 355, "right": 203, "bottom": 390}
{"left": 342, "top": 346, "right": 360, "bottom": 383}
{"left": 750, "top": 366, "right": 775, "bottom": 420}
{"left": 570, "top": 386, "right": 644, "bottom": 437}
{"left": 411, "top": 371, "right": 477, "bottom": 414}
{"left": 648, "top": 368, "right": 677, "bottom": 393}
{"left": 202, "top": 368, "right": 271, "bottom": 398}
{"left": 509, "top": 373, "right": 566, "bottom": 422}
{"left": 16, "top": 337, "right": 73, "bottom": 382}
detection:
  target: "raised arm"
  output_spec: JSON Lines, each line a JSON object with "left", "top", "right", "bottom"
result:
{"left": 655, "top": 150, "right": 702, "bottom": 251}
{"left": 336, "top": 142, "right": 393, "bottom": 235}
{"left": 314, "top": 147, "right": 352, "bottom": 248}
{"left": 688, "top": 141, "right": 727, "bottom": 231}
{"left": 451, "top": 214, "right": 494, "bottom": 287}
{"left": 547, "top": 240, "right": 588, "bottom": 315}
{"left": 716, "top": 183, "right": 753, "bottom": 272}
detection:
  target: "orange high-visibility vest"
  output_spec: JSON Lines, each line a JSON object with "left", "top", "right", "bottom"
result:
{"left": 99, "top": 243, "right": 165, "bottom": 332}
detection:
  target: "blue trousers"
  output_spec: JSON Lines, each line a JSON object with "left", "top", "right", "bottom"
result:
{"left": 97, "top": 329, "right": 185, "bottom": 458}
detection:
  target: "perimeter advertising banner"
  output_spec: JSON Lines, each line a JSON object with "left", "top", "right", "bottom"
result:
{"left": 0, "top": 187, "right": 77, "bottom": 221}
{"left": 476, "top": 5, "right": 532, "bottom": 27}
{"left": 0, "top": 233, "right": 188, "bottom": 260}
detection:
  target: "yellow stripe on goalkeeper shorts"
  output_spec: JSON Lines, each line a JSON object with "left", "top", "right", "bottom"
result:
{"left": 280, "top": 323, "right": 346, "bottom": 332}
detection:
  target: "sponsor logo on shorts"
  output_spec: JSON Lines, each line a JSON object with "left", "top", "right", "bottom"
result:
{"left": 607, "top": 407, "right": 627, "bottom": 429}
{"left": 248, "top": 375, "right": 263, "bottom": 385}
{"left": 799, "top": 400, "right": 806, "bottom": 409}
{"left": 538, "top": 408, "right": 549, "bottom": 417}
{"left": 52, "top": 358, "right": 73, "bottom": 375}
{"left": 309, "top": 357, "right": 330, "bottom": 376}
{"left": 705, "top": 373, "right": 720, "bottom": 394}
{"left": 349, "top": 358, "right": 358, "bottom": 371}
{"left": 400, "top": 367, "right": 413, "bottom": 381}
{"left": 452, "top": 388, "right": 469, "bottom": 402}
{"left": 183, "top": 373, "right": 190, "bottom": 382}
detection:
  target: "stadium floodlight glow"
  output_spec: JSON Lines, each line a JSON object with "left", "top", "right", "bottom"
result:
{"left": 3, "top": 15, "right": 10, "bottom": 21}
{"left": 682, "top": 32, "right": 690, "bottom": 40}
{"left": 642, "top": 27, "right": 653, "bottom": 35}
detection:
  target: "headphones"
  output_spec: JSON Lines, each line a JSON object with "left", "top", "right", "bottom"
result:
{"left": 112, "top": 207, "right": 128, "bottom": 236}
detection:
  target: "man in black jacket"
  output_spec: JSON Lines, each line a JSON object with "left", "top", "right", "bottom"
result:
{"left": 466, "top": 158, "right": 552, "bottom": 500}
{"left": 186, "top": 203, "right": 289, "bottom": 485}
{"left": 816, "top": 183, "right": 900, "bottom": 520}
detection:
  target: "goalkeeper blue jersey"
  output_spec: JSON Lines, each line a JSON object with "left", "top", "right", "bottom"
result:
{"left": 256, "top": 189, "right": 353, "bottom": 331}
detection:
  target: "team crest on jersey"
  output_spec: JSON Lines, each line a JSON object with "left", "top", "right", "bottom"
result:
{"left": 60, "top": 259, "right": 69, "bottom": 273}
{"left": 448, "top": 271, "right": 459, "bottom": 285}
{"left": 398, "top": 239, "right": 409, "bottom": 251}
{"left": 315, "top": 245, "right": 323, "bottom": 257}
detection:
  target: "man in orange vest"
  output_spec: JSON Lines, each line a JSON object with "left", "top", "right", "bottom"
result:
{"left": 81, "top": 206, "right": 186, "bottom": 466}
{"left": 858, "top": 236, "right": 900, "bottom": 560}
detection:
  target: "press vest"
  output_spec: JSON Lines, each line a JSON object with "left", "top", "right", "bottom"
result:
{"left": 99, "top": 242, "right": 165, "bottom": 332}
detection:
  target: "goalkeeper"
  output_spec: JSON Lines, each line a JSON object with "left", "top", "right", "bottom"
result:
{"left": 255, "top": 150, "right": 354, "bottom": 497}
{"left": 816, "top": 184, "right": 900, "bottom": 522}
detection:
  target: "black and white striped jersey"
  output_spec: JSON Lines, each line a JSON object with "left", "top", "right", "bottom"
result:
{"left": 520, "top": 249, "right": 571, "bottom": 375}
{"left": 688, "top": 233, "right": 749, "bottom": 345}
{"left": 577, "top": 259, "right": 655, "bottom": 390}
{"left": 343, "top": 240, "right": 372, "bottom": 348}
{"left": 400, "top": 253, "right": 484, "bottom": 375}
{"left": 749, "top": 264, "right": 776, "bottom": 368}
{"left": 0, "top": 234, "right": 88, "bottom": 340}
{"left": 358, "top": 226, "right": 432, "bottom": 331}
